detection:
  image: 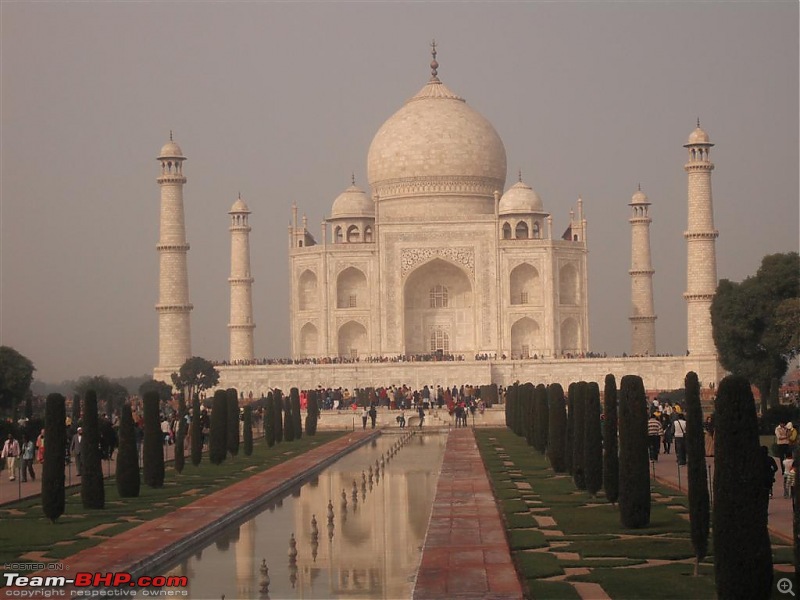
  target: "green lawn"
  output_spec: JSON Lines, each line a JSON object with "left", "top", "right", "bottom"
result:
{"left": 476, "top": 429, "right": 791, "bottom": 600}
{"left": 0, "top": 432, "right": 343, "bottom": 568}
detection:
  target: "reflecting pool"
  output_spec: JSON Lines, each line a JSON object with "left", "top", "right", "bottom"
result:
{"left": 161, "top": 432, "right": 448, "bottom": 599}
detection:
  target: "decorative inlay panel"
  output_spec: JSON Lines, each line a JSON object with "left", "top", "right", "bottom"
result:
{"left": 400, "top": 247, "right": 474, "bottom": 278}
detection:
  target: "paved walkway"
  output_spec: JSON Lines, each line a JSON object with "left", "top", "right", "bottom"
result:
{"left": 413, "top": 428, "right": 524, "bottom": 599}
{"left": 650, "top": 450, "right": 794, "bottom": 544}
{"left": 4, "top": 431, "right": 378, "bottom": 600}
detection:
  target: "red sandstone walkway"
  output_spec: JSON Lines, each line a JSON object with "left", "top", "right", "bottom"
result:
{"left": 3, "top": 431, "right": 378, "bottom": 600}
{"left": 413, "top": 428, "right": 524, "bottom": 600}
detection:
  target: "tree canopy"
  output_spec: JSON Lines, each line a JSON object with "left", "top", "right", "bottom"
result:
{"left": 171, "top": 357, "right": 219, "bottom": 401}
{"left": 0, "top": 346, "right": 35, "bottom": 413}
{"left": 138, "top": 378, "right": 173, "bottom": 402}
{"left": 74, "top": 376, "right": 128, "bottom": 416}
{"left": 711, "top": 252, "right": 799, "bottom": 402}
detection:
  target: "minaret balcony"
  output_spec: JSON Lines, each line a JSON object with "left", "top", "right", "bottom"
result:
{"left": 156, "top": 243, "right": 191, "bottom": 252}
{"left": 157, "top": 175, "right": 187, "bottom": 184}
{"left": 683, "top": 292, "right": 715, "bottom": 301}
{"left": 156, "top": 303, "right": 194, "bottom": 313}
{"left": 683, "top": 231, "right": 719, "bottom": 240}
{"left": 628, "top": 269, "right": 655, "bottom": 276}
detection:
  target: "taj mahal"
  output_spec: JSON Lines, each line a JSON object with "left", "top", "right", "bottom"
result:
{"left": 152, "top": 46, "right": 722, "bottom": 395}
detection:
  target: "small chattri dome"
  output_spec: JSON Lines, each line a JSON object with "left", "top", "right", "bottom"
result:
{"left": 331, "top": 184, "right": 374, "bottom": 219}
{"left": 230, "top": 195, "right": 250, "bottom": 214}
{"left": 499, "top": 180, "right": 544, "bottom": 215}
{"left": 687, "top": 126, "right": 710, "bottom": 145}
{"left": 631, "top": 188, "right": 649, "bottom": 204}
{"left": 159, "top": 140, "right": 184, "bottom": 158}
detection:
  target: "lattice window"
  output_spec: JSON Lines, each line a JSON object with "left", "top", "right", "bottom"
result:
{"left": 348, "top": 295, "right": 357, "bottom": 308}
{"left": 429, "top": 328, "right": 450, "bottom": 353}
{"left": 429, "top": 285, "right": 448, "bottom": 308}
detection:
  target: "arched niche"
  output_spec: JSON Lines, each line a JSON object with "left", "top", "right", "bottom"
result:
{"left": 346, "top": 225, "right": 360, "bottom": 243}
{"left": 560, "top": 317, "right": 580, "bottom": 354}
{"left": 338, "top": 320, "right": 367, "bottom": 358}
{"left": 559, "top": 263, "right": 579, "bottom": 305}
{"left": 511, "top": 317, "right": 541, "bottom": 359}
{"left": 336, "top": 267, "right": 368, "bottom": 309}
{"left": 299, "top": 322, "right": 318, "bottom": 357}
{"left": 509, "top": 263, "right": 540, "bottom": 305}
{"left": 298, "top": 270, "right": 318, "bottom": 311}
{"left": 502, "top": 222, "right": 512, "bottom": 239}
{"left": 515, "top": 221, "right": 529, "bottom": 239}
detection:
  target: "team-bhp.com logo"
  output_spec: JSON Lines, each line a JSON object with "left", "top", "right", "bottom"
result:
{"left": 3, "top": 572, "right": 188, "bottom": 597}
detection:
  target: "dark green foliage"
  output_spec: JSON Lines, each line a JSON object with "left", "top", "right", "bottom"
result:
{"left": 209, "top": 390, "right": 228, "bottom": 464}
{"left": 80, "top": 390, "right": 105, "bottom": 509}
{"left": 533, "top": 384, "right": 549, "bottom": 453}
{"left": 291, "top": 387, "right": 302, "bottom": 440}
{"left": 226, "top": 388, "right": 240, "bottom": 457}
{"left": 42, "top": 394, "right": 66, "bottom": 522}
{"left": 265, "top": 392, "right": 275, "bottom": 447}
{"left": 565, "top": 383, "right": 575, "bottom": 475}
{"left": 71, "top": 394, "right": 81, "bottom": 427}
{"left": 138, "top": 379, "right": 172, "bottom": 402}
{"left": 170, "top": 357, "right": 220, "bottom": 405}
{"left": 684, "top": 372, "right": 709, "bottom": 570}
{"left": 0, "top": 345, "right": 35, "bottom": 413}
{"left": 242, "top": 405, "right": 253, "bottom": 456}
{"left": 480, "top": 384, "right": 498, "bottom": 408}
{"left": 284, "top": 396, "right": 295, "bottom": 442}
{"left": 713, "top": 375, "right": 772, "bottom": 599}
{"left": 142, "top": 391, "right": 164, "bottom": 488}
{"left": 546, "top": 383, "right": 567, "bottom": 472}
{"left": 584, "top": 382, "right": 603, "bottom": 497}
{"left": 504, "top": 385, "right": 511, "bottom": 428}
{"left": 305, "top": 390, "right": 319, "bottom": 436}
{"left": 523, "top": 383, "right": 535, "bottom": 445}
{"left": 273, "top": 390, "right": 284, "bottom": 443}
{"left": 74, "top": 376, "right": 128, "bottom": 418}
{"left": 190, "top": 394, "right": 202, "bottom": 466}
{"left": 116, "top": 402, "right": 140, "bottom": 497}
{"left": 174, "top": 393, "right": 187, "bottom": 474}
{"left": 618, "top": 375, "right": 650, "bottom": 528}
{"left": 572, "top": 382, "right": 587, "bottom": 490}
{"left": 603, "top": 374, "right": 619, "bottom": 504}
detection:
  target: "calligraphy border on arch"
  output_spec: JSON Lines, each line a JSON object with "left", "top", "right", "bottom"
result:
{"left": 400, "top": 247, "right": 475, "bottom": 278}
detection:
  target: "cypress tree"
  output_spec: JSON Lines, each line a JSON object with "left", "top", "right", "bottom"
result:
{"left": 116, "top": 402, "right": 140, "bottom": 497}
{"left": 291, "top": 388, "right": 302, "bottom": 440}
{"left": 572, "top": 382, "right": 588, "bottom": 489}
{"left": 546, "top": 384, "right": 567, "bottom": 472}
{"left": 242, "top": 405, "right": 253, "bottom": 456}
{"left": 532, "top": 384, "right": 546, "bottom": 452}
{"left": 565, "top": 383, "right": 575, "bottom": 475}
{"left": 284, "top": 395, "right": 295, "bottom": 442}
{"left": 265, "top": 392, "right": 276, "bottom": 447}
{"left": 174, "top": 392, "right": 187, "bottom": 474}
{"left": 584, "top": 382, "right": 603, "bottom": 497}
{"left": 210, "top": 390, "right": 228, "bottom": 464}
{"left": 42, "top": 393, "right": 66, "bottom": 523}
{"left": 603, "top": 374, "right": 619, "bottom": 505}
{"left": 305, "top": 390, "right": 319, "bottom": 436}
{"left": 684, "top": 371, "right": 709, "bottom": 576}
{"left": 713, "top": 375, "right": 772, "bottom": 599}
{"left": 504, "top": 384, "right": 512, "bottom": 428}
{"left": 142, "top": 391, "right": 165, "bottom": 488}
{"left": 524, "top": 383, "right": 535, "bottom": 445}
{"left": 190, "top": 394, "right": 202, "bottom": 466}
{"left": 618, "top": 375, "right": 650, "bottom": 528}
{"left": 273, "top": 389, "right": 284, "bottom": 443}
{"left": 80, "top": 390, "right": 105, "bottom": 509}
{"left": 226, "top": 388, "right": 240, "bottom": 457}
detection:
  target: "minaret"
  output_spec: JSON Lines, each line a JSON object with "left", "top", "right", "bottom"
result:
{"left": 229, "top": 194, "right": 255, "bottom": 362}
{"left": 683, "top": 121, "right": 719, "bottom": 356}
{"left": 156, "top": 133, "right": 192, "bottom": 370}
{"left": 629, "top": 186, "right": 656, "bottom": 355}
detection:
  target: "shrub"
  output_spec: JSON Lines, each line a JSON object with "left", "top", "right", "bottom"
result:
{"left": 265, "top": 392, "right": 275, "bottom": 447}
{"left": 42, "top": 394, "right": 66, "bottom": 522}
{"left": 174, "top": 392, "right": 187, "bottom": 474}
{"left": 242, "top": 405, "right": 253, "bottom": 456}
{"left": 284, "top": 395, "right": 295, "bottom": 442}
{"left": 603, "top": 374, "right": 619, "bottom": 504}
{"left": 305, "top": 390, "right": 319, "bottom": 436}
{"left": 190, "top": 394, "right": 202, "bottom": 466}
{"left": 618, "top": 375, "right": 650, "bottom": 528}
{"left": 572, "top": 382, "right": 587, "bottom": 490}
{"left": 209, "top": 390, "right": 228, "bottom": 464}
{"left": 523, "top": 383, "right": 535, "bottom": 446}
{"left": 116, "top": 402, "right": 140, "bottom": 497}
{"left": 226, "top": 388, "right": 240, "bottom": 457}
{"left": 80, "top": 390, "right": 104, "bottom": 509}
{"left": 713, "top": 375, "right": 772, "bottom": 599}
{"left": 291, "top": 388, "right": 302, "bottom": 440}
{"left": 684, "top": 371, "right": 709, "bottom": 575}
{"left": 546, "top": 384, "right": 567, "bottom": 472}
{"left": 565, "top": 383, "right": 575, "bottom": 475}
{"left": 533, "top": 384, "right": 549, "bottom": 453}
{"left": 142, "top": 391, "right": 164, "bottom": 488}
{"left": 584, "top": 382, "right": 603, "bottom": 497}
{"left": 273, "top": 390, "right": 284, "bottom": 443}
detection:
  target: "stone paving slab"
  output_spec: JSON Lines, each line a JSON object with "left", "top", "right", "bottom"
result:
{"left": 413, "top": 429, "right": 524, "bottom": 600}
{"left": 5, "top": 431, "right": 379, "bottom": 600}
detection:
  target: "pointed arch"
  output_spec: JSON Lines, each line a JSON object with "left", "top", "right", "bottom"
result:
{"left": 299, "top": 322, "right": 318, "bottom": 357}
{"left": 502, "top": 222, "right": 512, "bottom": 239}
{"left": 515, "top": 221, "right": 529, "bottom": 239}
{"left": 560, "top": 317, "right": 580, "bottom": 354}
{"left": 559, "top": 263, "right": 579, "bottom": 305}
{"left": 346, "top": 225, "right": 360, "bottom": 243}
{"left": 338, "top": 320, "right": 367, "bottom": 358}
{"left": 337, "top": 267, "right": 368, "bottom": 309}
{"left": 510, "top": 263, "right": 540, "bottom": 306}
{"left": 298, "top": 270, "right": 318, "bottom": 311}
{"left": 511, "top": 317, "right": 541, "bottom": 359}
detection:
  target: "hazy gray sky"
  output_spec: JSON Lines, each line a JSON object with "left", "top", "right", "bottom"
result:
{"left": 1, "top": 2, "right": 797, "bottom": 384}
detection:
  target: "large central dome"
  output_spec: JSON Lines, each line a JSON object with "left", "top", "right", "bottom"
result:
{"left": 367, "top": 74, "right": 507, "bottom": 208}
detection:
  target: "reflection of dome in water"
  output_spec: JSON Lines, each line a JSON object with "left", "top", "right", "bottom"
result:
{"left": 341, "top": 515, "right": 371, "bottom": 545}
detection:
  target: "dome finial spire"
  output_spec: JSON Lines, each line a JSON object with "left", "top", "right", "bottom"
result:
{"left": 169, "top": 129, "right": 173, "bottom": 142}
{"left": 518, "top": 169, "right": 522, "bottom": 183}
{"left": 351, "top": 172, "right": 356, "bottom": 186}
{"left": 697, "top": 117, "right": 701, "bottom": 128}
{"left": 430, "top": 39, "right": 439, "bottom": 81}
{"left": 638, "top": 182, "right": 641, "bottom": 192}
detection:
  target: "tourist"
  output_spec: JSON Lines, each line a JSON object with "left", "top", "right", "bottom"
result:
{"left": 418, "top": 405, "right": 425, "bottom": 429}
{"left": 20, "top": 434, "right": 35, "bottom": 482}
{"left": 661, "top": 413, "right": 673, "bottom": 455}
{"left": 70, "top": 427, "right": 83, "bottom": 476}
{"left": 774, "top": 421, "right": 794, "bottom": 473}
{"left": 369, "top": 405, "right": 377, "bottom": 429}
{"left": 397, "top": 409, "right": 406, "bottom": 428}
{"left": 35, "top": 428, "right": 45, "bottom": 464}
{"left": 672, "top": 414, "right": 687, "bottom": 466}
{"left": 647, "top": 413, "right": 663, "bottom": 461}
{"left": 361, "top": 406, "right": 368, "bottom": 430}
{"left": 1, "top": 433, "right": 20, "bottom": 481}
{"left": 782, "top": 455, "right": 794, "bottom": 498}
